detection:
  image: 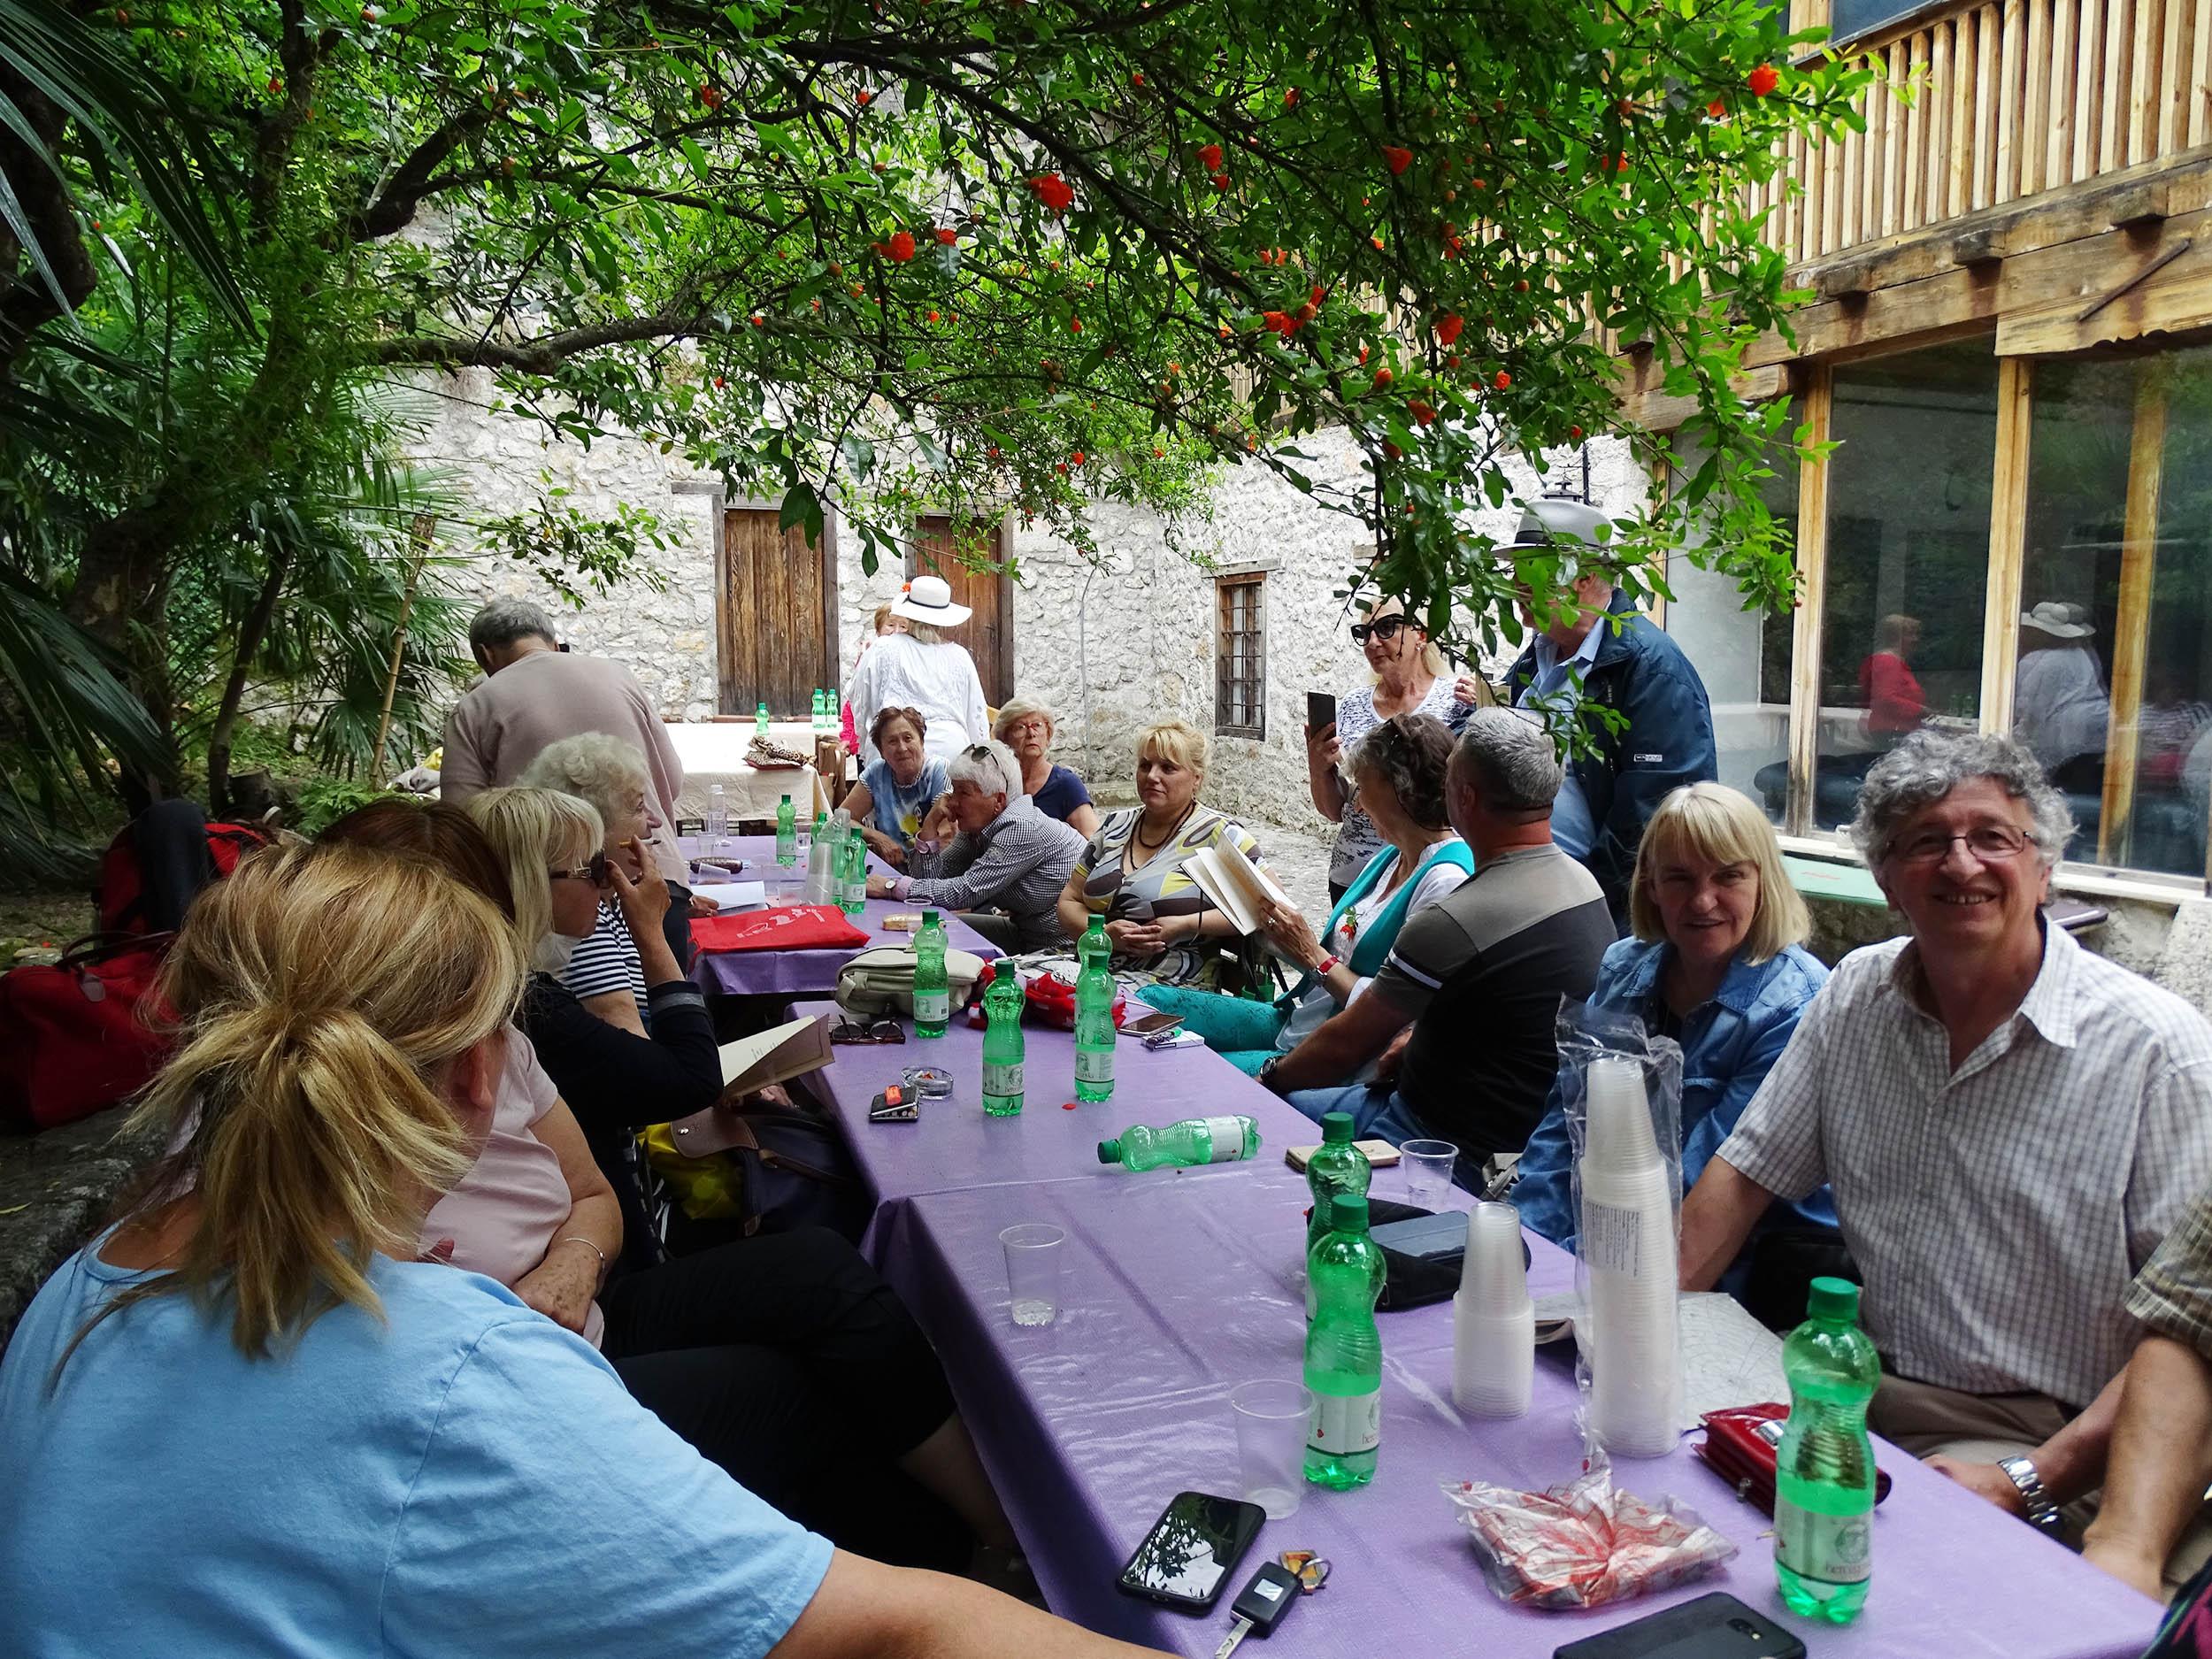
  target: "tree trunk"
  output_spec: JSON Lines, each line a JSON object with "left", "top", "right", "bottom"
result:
{"left": 205, "top": 541, "right": 294, "bottom": 818}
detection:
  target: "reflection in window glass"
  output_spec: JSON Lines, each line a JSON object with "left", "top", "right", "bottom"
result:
{"left": 1814, "top": 343, "right": 1999, "bottom": 832}
{"left": 2028, "top": 346, "right": 2212, "bottom": 877}
{"left": 1664, "top": 406, "right": 1801, "bottom": 825}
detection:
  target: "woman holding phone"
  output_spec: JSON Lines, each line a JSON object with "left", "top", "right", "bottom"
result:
{"left": 1308, "top": 598, "right": 1485, "bottom": 903}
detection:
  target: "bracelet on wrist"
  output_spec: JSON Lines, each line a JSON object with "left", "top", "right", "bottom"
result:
{"left": 557, "top": 1235, "right": 608, "bottom": 1272}
{"left": 1314, "top": 953, "right": 1340, "bottom": 976}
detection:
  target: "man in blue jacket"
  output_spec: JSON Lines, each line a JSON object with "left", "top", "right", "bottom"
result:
{"left": 1502, "top": 497, "right": 1717, "bottom": 925}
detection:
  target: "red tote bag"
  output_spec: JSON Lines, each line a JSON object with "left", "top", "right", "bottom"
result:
{"left": 692, "top": 905, "right": 872, "bottom": 955}
{"left": 0, "top": 933, "right": 174, "bottom": 1132}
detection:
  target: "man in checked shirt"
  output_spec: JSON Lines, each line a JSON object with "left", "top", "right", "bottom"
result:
{"left": 1679, "top": 730, "right": 2212, "bottom": 1585}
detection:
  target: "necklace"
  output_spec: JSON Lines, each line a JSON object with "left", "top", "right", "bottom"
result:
{"left": 1132, "top": 800, "right": 1196, "bottom": 855}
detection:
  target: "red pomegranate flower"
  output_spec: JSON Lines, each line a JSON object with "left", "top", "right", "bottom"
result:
{"left": 1747, "top": 64, "right": 1780, "bottom": 96}
{"left": 1437, "top": 313, "right": 1463, "bottom": 346}
{"left": 1028, "top": 173, "right": 1075, "bottom": 213}
{"left": 1382, "top": 144, "right": 1413, "bottom": 175}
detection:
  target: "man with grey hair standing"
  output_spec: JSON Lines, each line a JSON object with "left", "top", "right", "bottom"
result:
{"left": 865, "top": 737, "right": 1085, "bottom": 950}
{"left": 1259, "top": 708, "right": 1615, "bottom": 1175}
{"left": 1682, "top": 728, "right": 2212, "bottom": 1563}
{"left": 442, "top": 599, "right": 694, "bottom": 961}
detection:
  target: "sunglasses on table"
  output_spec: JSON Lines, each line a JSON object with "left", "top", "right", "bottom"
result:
{"left": 1348, "top": 616, "right": 1412, "bottom": 644}
{"left": 547, "top": 849, "right": 611, "bottom": 886}
{"left": 831, "top": 1018, "right": 906, "bottom": 1045}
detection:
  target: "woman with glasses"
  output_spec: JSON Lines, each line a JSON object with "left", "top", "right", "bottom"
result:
{"left": 992, "top": 695, "right": 1102, "bottom": 840}
{"left": 1309, "top": 597, "right": 1486, "bottom": 902}
{"left": 319, "top": 799, "right": 1024, "bottom": 1578}
{"left": 1509, "top": 782, "right": 1836, "bottom": 1317}
{"left": 1143, "top": 715, "right": 1472, "bottom": 1076}
{"left": 867, "top": 738, "right": 1086, "bottom": 951}
{"left": 521, "top": 732, "right": 671, "bottom": 1033}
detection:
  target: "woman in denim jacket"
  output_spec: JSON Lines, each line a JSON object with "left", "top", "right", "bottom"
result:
{"left": 1513, "top": 783, "right": 1837, "bottom": 1303}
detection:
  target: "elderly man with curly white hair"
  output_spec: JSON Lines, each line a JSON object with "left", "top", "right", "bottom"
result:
{"left": 1680, "top": 729, "right": 2212, "bottom": 1586}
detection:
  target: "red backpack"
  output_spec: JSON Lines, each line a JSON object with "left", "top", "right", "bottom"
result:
{"left": 0, "top": 804, "right": 267, "bottom": 1132}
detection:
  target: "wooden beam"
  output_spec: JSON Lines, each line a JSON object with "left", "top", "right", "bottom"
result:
{"left": 1997, "top": 0, "right": 2026, "bottom": 204}
{"left": 1954, "top": 11, "right": 1979, "bottom": 215}
{"left": 2100, "top": 0, "right": 2130, "bottom": 173}
{"left": 2098, "top": 375, "right": 2165, "bottom": 862}
{"left": 1981, "top": 357, "right": 2032, "bottom": 735}
{"left": 1610, "top": 360, "right": 1796, "bottom": 434}
{"left": 1787, "top": 364, "right": 1835, "bottom": 838}
{"left": 2022, "top": 0, "right": 2052, "bottom": 199}
{"left": 2074, "top": 0, "right": 2103, "bottom": 185}
{"left": 2046, "top": 0, "right": 2078, "bottom": 189}
{"left": 1997, "top": 233, "right": 2211, "bottom": 353}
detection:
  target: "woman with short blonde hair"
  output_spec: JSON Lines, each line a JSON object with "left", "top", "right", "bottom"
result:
{"left": 1513, "top": 782, "right": 1836, "bottom": 1310}
{"left": 521, "top": 733, "right": 665, "bottom": 1032}
{"left": 1055, "top": 718, "right": 1275, "bottom": 987}
{"left": 994, "top": 695, "right": 1100, "bottom": 837}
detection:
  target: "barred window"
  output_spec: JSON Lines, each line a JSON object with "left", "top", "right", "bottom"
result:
{"left": 1216, "top": 573, "right": 1266, "bottom": 739}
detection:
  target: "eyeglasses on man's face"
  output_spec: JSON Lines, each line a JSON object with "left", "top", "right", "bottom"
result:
{"left": 1886, "top": 825, "right": 2032, "bottom": 866}
{"left": 548, "top": 849, "right": 611, "bottom": 886}
{"left": 1349, "top": 616, "right": 1410, "bottom": 645}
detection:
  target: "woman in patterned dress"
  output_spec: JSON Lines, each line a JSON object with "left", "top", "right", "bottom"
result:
{"left": 1306, "top": 596, "right": 1488, "bottom": 902}
{"left": 1053, "top": 719, "right": 1277, "bottom": 987}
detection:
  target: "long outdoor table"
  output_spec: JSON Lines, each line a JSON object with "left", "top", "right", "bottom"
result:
{"left": 872, "top": 1165, "right": 2161, "bottom": 1659}
{"left": 679, "top": 835, "right": 1001, "bottom": 997}
{"left": 788, "top": 998, "right": 1326, "bottom": 1212}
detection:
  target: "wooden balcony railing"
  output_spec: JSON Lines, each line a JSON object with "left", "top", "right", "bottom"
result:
{"left": 1750, "top": 0, "right": 2209, "bottom": 266}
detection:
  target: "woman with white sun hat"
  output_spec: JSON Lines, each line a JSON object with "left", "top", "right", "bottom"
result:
{"left": 849, "top": 574, "right": 991, "bottom": 765}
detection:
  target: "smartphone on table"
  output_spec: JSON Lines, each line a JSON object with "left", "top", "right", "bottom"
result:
{"left": 1553, "top": 1592, "right": 1808, "bottom": 1659}
{"left": 1306, "top": 690, "right": 1339, "bottom": 736}
{"left": 1116, "top": 1490, "right": 1267, "bottom": 1615}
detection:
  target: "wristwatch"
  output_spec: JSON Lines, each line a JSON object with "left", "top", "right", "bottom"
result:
{"left": 1997, "top": 1455, "right": 2065, "bottom": 1537}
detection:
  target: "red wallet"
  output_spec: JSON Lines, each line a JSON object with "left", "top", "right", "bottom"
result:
{"left": 1695, "top": 1403, "right": 1893, "bottom": 1515}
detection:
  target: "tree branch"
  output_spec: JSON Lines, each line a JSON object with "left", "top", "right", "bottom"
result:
{"left": 345, "top": 105, "right": 495, "bottom": 241}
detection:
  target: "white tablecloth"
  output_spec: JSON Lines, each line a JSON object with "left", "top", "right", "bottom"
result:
{"left": 664, "top": 721, "right": 833, "bottom": 823}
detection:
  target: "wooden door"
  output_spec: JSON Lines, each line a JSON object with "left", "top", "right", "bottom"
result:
{"left": 718, "top": 508, "right": 838, "bottom": 717}
{"left": 910, "top": 515, "right": 1013, "bottom": 704}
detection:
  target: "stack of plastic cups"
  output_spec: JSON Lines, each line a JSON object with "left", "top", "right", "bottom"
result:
{"left": 1452, "top": 1201, "right": 1535, "bottom": 1417}
{"left": 1579, "top": 1056, "right": 1683, "bottom": 1457}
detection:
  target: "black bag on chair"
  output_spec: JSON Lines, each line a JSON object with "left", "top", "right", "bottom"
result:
{"left": 648, "top": 1096, "right": 870, "bottom": 1245}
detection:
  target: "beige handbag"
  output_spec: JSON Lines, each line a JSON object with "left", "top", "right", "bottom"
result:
{"left": 834, "top": 942, "right": 987, "bottom": 1019}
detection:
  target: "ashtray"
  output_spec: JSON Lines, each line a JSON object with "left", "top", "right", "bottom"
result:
{"left": 899, "top": 1065, "right": 954, "bottom": 1101}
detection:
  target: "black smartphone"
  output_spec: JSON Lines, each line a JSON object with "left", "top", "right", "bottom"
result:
{"left": 1115, "top": 1490, "right": 1267, "bottom": 1615}
{"left": 1554, "top": 1593, "right": 1808, "bottom": 1659}
{"left": 1306, "top": 690, "right": 1338, "bottom": 734}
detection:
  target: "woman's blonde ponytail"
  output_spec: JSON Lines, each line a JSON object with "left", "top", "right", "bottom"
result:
{"left": 80, "top": 841, "right": 526, "bottom": 1363}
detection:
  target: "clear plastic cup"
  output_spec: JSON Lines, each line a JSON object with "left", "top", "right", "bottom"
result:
{"left": 1400, "top": 1139, "right": 1458, "bottom": 1210}
{"left": 1230, "top": 1380, "right": 1314, "bottom": 1518}
{"left": 999, "top": 1224, "right": 1066, "bottom": 1327}
{"left": 1460, "top": 1202, "right": 1531, "bottom": 1312}
{"left": 1584, "top": 1057, "right": 1659, "bottom": 1168}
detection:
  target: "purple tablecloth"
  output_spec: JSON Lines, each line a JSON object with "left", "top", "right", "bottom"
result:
{"left": 788, "top": 997, "right": 1325, "bottom": 1210}
{"left": 680, "top": 837, "right": 1000, "bottom": 997}
{"left": 873, "top": 1171, "right": 2160, "bottom": 1659}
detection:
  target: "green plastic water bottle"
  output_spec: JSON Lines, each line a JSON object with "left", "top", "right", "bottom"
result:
{"left": 834, "top": 825, "right": 863, "bottom": 916}
{"left": 1095, "top": 1114, "right": 1260, "bottom": 1170}
{"left": 981, "top": 972, "right": 1025, "bottom": 1116}
{"left": 775, "top": 794, "right": 797, "bottom": 867}
{"left": 1305, "top": 1112, "right": 1371, "bottom": 1254}
{"left": 1073, "top": 915, "right": 1117, "bottom": 1102}
{"left": 755, "top": 700, "right": 771, "bottom": 739}
{"left": 811, "top": 687, "right": 826, "bottom": 733}
{"left": 1775, "top": 1277, "right": 1880, "bottom": 1624}
{"left": 1304, "top": 1193, "right": 1383, "bottom": 1490}
{"left": 913, "top": 910, "right": 949, "bottom": 1038}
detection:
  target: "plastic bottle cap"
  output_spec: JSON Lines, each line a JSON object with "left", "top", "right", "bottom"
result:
{"left": 1320, "top": 1111, "right": 1356, "bottom": 1144}
{"left": 1807, "top": 1276, "right": 1862, "bottom": 1324}
{"left": 923, "top": 910, "right": 940, "bottom": 923}
{"left": 1096, "top": 1138, "right": 1121, "bottom": 1164}
{"left": 780, "top": 794, "right": 791, "bottom": 804}
{"left": 1328, "top": 1193, "right": 1369, "bottom": 1231}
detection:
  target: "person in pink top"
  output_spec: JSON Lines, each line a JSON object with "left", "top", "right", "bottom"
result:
{"left": 442, "top": 598, "right": 696, "bottom": 964}
{"left": 1858, "top": 612, "right": 1925, "bottom": 742}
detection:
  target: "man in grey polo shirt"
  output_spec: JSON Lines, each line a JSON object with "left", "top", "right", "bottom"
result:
{"left": 1681, "top": 730, "right": 2212, "bottom": 1539}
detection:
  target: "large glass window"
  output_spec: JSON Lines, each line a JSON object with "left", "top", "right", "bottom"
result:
{"left": 2022, "top": 346, "right": 2212, "bottom": 878}
{"left": 1811, "top": 343, "right": 2000, "bottom": 833}
{"left": 1664, "top": 407, "right": 1801, "bottom": 824}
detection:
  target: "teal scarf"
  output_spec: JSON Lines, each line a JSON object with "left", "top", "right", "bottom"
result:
{"left": 1280, "top": 837, "right": 1475, "bottom": 1009}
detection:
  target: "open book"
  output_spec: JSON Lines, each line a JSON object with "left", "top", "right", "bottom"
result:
{"left": 1183, "top": 844, "right": 1294, "bottom": 937}
{"left": 718, "top": 1014, "right": 834, "bottom": 1094}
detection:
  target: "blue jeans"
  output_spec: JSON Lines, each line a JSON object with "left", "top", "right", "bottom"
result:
{"left": 1283, "top": 1083, "right": 1430, "bottom": 1147}
{"left": 1282, "top": 1085, "right": 1483, "bottom": 1194}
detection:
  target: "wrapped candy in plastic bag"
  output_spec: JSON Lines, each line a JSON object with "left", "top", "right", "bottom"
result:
{"left": 1557, "top": 1002, "right": 1686, "bottom": 1459}
{"left": 1438, "top": 1456, "right": 1737, "bottom": 1609}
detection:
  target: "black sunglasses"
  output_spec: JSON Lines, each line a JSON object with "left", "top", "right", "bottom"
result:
{"left": 1349, "top": 616, "right": 1412, "bottom": 644}
{"left": 548, "top": 849, "right": 611, "bottom": 886}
